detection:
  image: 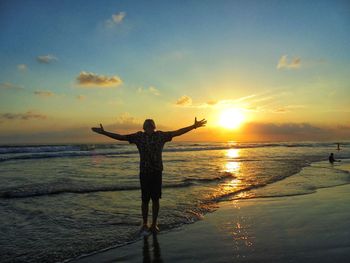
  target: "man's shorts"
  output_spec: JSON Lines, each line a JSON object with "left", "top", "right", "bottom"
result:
{"left": 139, "top": 169, "right": 162, "bottom": 202}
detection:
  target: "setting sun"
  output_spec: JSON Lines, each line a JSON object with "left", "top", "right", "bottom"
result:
{"left": 219, "top": 108, "right": 245, "bottom": 129}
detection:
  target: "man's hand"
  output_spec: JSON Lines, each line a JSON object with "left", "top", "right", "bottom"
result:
{"left": 194, "top": 117, "right": 207, "bottom": 129}
{"left": 91, "top": 123, "right": 105, "bottom": 134}
{"left": 169, "top": 117, "right": 207, "bottom": 137}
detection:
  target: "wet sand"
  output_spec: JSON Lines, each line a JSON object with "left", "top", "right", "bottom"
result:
{"left": 71, "top": 184, "right": 350, "bottom": 263}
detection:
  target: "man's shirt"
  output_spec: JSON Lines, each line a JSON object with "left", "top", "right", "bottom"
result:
{"left": 126, "top": 131, "right": 173, "bottom": 171}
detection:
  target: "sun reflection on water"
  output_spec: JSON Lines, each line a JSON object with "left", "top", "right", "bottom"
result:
{"left": 227, "top": 148, "right": 240, "bottom": 158}
{"left": 224, "top": 149, "right": 241, "bottom": 173}
{"left": 227, "top": 178, "right": 241, "bottom": 188}
{"left": 222, "top": 178, "right": 243, "bottom": 193}
{"left": 225, "top": 162, "right": 240, "bottom": 173}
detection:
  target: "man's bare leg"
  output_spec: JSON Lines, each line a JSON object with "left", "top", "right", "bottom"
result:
{"left": 150, "top": 199, "right": 160, "bottom": 232}
{"left": 141, "top": 201, "right": 149, "bottom": 229}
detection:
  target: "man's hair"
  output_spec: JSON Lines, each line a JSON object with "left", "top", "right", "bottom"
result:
{"left": 143, "top": 119, "right": 156, "bottom": 130}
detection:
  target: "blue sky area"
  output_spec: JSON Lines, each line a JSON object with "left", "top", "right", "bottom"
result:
{"left": 0, "top": 0, "right": 349, "bottom": 143}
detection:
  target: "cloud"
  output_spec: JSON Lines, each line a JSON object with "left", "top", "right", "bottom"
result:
{"left": 273, "top": 108, "right": 288, "bottom": 113}
{"left": 176, "top": 95, "right": 193, "bottom": 106}
{"left": 149, "top": 86, "right": 160, "bottom": 96}
{"left": 272, "top": 105, "right": 306, "bottom": 113}
{"left": 277, "top": 55, "right": 301, "bottom": 69}
{"left": 174, "top": 97, "right": 251, "bottom": 109}
{"left": 138, "top": 86, "right": 160, "bottom": 96}
{"left": 336, "top": 124, "right": 350, "bottom": 130}
{"left": 158, "top": 50, "right": 187, "bottom": 62}
{"left": 206, "top": 100, "right": 218, "bottom": 106}
{"left": 245, "top": 122, "right": 322, "bottom": 135}
{"left": 172, "top": 92, "right": 280, "bottom": 111}
{"left": 0, "top": 111, "right": 47, "bottom": 121}
{"left": 76, "top": 71, "right": 123, "bottom": 87}
{"left": 181, "top": 93, "right": 262, "bottom": 108}
{"left": 239, "top": 122, "right": 336, "bottom": 141}
{"left": 17, "top": 64, "right": 28, "bottom": 71}
{"left": 105, "top": 12, "right": 126, "bottom": 27}
{"left": 36, "top": 54, "right": 57, "bottom": 64}
{"left": 0, "top": 82, "right": 23, "bottom": 90}
{"left": 117, "top": 112, "right": 138, "bottom": 124}
{"left": 109, "top": 113, "right": 167, "bottom": 131}
{"left": 104, "top": 112, "right": 141, "bottom": 131}
{"left": 34, "top": 90, "right": 55, "bottom": 97}
{"left": 76, "top": 95, "right": 86, "bottom": 100}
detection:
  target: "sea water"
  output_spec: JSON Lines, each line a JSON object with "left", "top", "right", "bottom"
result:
{"left": 0, "top": 142, "right": 349, "bottom": 262}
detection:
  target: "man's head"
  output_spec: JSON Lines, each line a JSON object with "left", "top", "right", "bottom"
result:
{"left": 143, "top": 119, "right": 156, "bottom": 134}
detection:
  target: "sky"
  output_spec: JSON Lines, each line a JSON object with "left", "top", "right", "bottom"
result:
{"left": 0, "top": 0, "right": 349, "bottom": 144}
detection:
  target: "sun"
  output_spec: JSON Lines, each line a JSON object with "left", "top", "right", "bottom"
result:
{"left": 219, "top": 108, "right": 245, "bottom": 129}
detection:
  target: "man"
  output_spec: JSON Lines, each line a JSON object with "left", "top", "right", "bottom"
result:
{"left": 91, "top": 117, "right": 206, "bottom": 233}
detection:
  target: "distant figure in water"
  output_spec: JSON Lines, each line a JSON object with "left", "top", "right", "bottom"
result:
{"left": 329, "top": 153, "right": 341, "bottom": 164}
{"left": 336, "top": 143, "right": 340, "bottom": 151}
{"left": 92, "top": 117, "right": 206, "bottom": 233}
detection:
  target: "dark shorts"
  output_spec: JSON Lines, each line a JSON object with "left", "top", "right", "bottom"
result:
{"left": 139, "top": 169, "right": 162, "bottom": 202}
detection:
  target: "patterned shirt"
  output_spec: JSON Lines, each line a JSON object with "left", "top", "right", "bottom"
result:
{"left": 126, "top": 131, "right": 173, "bottom": 171}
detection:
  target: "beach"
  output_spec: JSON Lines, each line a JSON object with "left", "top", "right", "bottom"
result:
{"left": 73, "top": 183, "right": 350, "bottom": 263}
{"left": 1, "top": 142, "right": 349, "bottom": 262}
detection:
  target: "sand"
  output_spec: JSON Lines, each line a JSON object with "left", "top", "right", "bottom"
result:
{"left": 71, "top": 184, "right": 350, "bottom": 263}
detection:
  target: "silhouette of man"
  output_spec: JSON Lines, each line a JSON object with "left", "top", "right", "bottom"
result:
{"left": 92, "top": 117, "right": 206, "bottom": 233}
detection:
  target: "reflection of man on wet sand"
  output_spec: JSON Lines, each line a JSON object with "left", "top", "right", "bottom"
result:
{"left": 329, "top": 153, "right": 341, "bottom": 164}
{"left": 143, "top": 234, "right": 162, "bottom": 263}
{"left": 92, "top": 117, "right": 206, "bottom": 234}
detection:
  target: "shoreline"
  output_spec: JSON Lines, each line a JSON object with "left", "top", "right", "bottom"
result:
{"left": 70, "top": 183, "right": 350, "bottom": 263}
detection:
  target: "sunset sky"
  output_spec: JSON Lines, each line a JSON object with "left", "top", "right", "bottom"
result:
{"left": 0, "top": 0, "right": 349, "bottom": 144}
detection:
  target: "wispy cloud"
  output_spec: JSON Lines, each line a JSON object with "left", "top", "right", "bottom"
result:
{"left": 175, "top": 91, "right": 280, "bottom": 112}
{"left": 0, "top": 82, "right": 23, "bottom": 90}
{"left": 34, "top": 90, "right": 55, "bottom": 97}
{"left": 36, "top": 54, "right": 58, "bottom": 64}
{"left": 233, "top": 94, "right": 257, "bottom": 103}
{"left": 0, "top": 111, "right": 47, "bottom": 121}
{"left": 138, "top": 86, "right": 160, "bottom": 96}
{"left": 17, "top": 64, "right": 28, "bottom": 71}
{"left": 175, "top": 95, "right": 193, "bottom": 106}
{"left": 272, "top": 105, "right": 306, "bottom": 113}
{"left": 277, "top": 55, "right": 301, "bottom": 69}
{"left": 76, "top": 95, "right": 86, "bottom": 100}
{"left": 117, "top": 112, "right": 138, "bottom": 124}
{"left": 243, "top": 122, "right": 328, "bottom": 141}
{"left": 105, "top": 12, "right": 126, "bottom": 27}
{"left": 105, "top": 112, "right": 141, "bottom": 131}
{"left": 158, "top": 50, "right": 187, "bottom": 62}
{"left": 174, "top": 95, "right": 255, "bottom": 108}
{"left": 76, "top": 71, "right": 123, "bottom": 87}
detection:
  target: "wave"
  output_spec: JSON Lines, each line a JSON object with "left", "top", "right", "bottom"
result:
{"left": 0, "top": 141, "right": 345, "bottom": 162}
{"left": 0, "top": 172, "right": 237, "bottom": 199}
{"left": 214, "top": 160, "right": 350, "bottom": 203}
{"left": 0, "top": 181, "right": 194, "bottom": 199}
{"left": 0, "top": 182, "right": 195, "bottom": 198}
{"left": 0, "top": 144, "right": 95, "bottom": 154}
{"left": 183, "top": 172, "right": 234, "bottom": 183}
{"left": 0, "top": 149, "right": 140, "bottom": 162}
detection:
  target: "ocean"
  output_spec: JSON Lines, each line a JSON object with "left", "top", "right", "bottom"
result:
{"left": 0, "top": 141, "right": 349, "bottom": 262}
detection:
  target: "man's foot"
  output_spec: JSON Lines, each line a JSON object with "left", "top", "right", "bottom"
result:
{"left": 150, "top": 224, "right": 160, "bottom": 233}
{"left": 140, "top": 224, "right": 150, "bottom": 236}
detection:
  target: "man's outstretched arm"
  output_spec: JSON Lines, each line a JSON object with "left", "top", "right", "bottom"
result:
{"left": 170, "top": 117, "right": 207, "bottom": 137}
{"left": 91, "top": 124, "right": 128, "bottom": 141}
